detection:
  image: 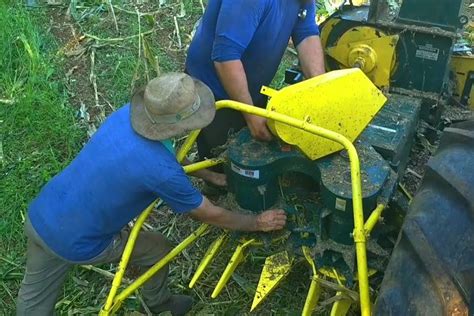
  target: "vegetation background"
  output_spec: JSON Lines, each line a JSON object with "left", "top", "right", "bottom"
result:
{"left": 0, "top": 0, "right": 472, "bottom": 315}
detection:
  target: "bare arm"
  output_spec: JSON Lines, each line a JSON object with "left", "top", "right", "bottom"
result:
{"left": 214, "top": 60, "right": 253, "bottom": 105}
{"left": 214, "top": 60, "right": 273, "bottom": 141}
{"left": 296, "top": 35, "right": 325, "bottom": 78}
{"left": 190, "top": 196, "right": 287, "bottom": 232}
{"left": 183, "top": 157, "right": 227, "bottom": 187}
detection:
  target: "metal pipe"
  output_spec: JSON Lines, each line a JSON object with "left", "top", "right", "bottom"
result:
{"left": 302, "top": 246, "right": 321, "bottom": 316}
{"left": 113, "top": 224, "right": 209, "bottom": 304}
{"left": 101, "top": 201, "right": 160, "bottom": 313}
{"left": 103, "top": 100, "right": 370, "bottom": 315}
{"left": 214, "top": 100, "right": 370, "bottom": 316}
{"left": 364, "top": 204, "right": 385, "bottom": 234}
{"left": 183, "top": 158, "right": 226, "bottom": 174}
{"left": 176, "top": 129, "right": 201, "bottom": 163}
{"left": 101, "top": 134, "right": 218, "bottom": 315}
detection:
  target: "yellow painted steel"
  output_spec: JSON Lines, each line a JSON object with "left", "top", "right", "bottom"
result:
{"left": 319, "top": 267, "right": 378, "bottom": 281}
{"left": 325, "top": 27, "right": 399, "bottom": 89}
{"left": 330, "top": 270, "right": 353, "bottom": 316}
{"left": 330, "top": 294, "right": 353, "bottom": 316}
{"left": 102, "top": 93, "right": 373, "bottom": 315}
{"left": 320, "top": 18, "right": 341, "bottom": 50}
{"left": 451, "top": 55, "right": 474, "bottom": 109}
{"left": 101, "top": 201, "right": 161, "bottom": 315}
{"left": 251, "top": 251, "right": 293, "bottom": 311}
{"left": 184, "top": 158, "right": 226, "bottom": 174}
{"left": 189, "top": 233, "right": 228, "bottom": 289}
{"left": 193, "top": 231, "right": 289, "bottom": 299}
{"left": 112, "top": 224, "right": 209, "bottom": 303}
{"left": 100, "top": 135, "right": 221, "bottom": 315}
{"left": 261, "top": 68, "right": 386, "bottom": 160}
{"left": 176, "top": 129, "right": 201, "bottom": 162}
{"left": 215, "top": 100, "right": 371, "bottom": 316}
{"left": 211, "top": 238, "right": 256, "bottom": 299}
{"left": 100, "top": 223, "right": 209, "bottom": 315}
{"left": 351, "top": 0, "right": 369, "bottom": 4}
{"left": 364, "top": 204, "right": 385, "bottom": 235}
{"left": 302, "top": 246, "right": 322, "bottom": 316}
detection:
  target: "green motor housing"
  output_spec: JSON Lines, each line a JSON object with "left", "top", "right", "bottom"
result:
{"left": 225, "top": 128, "right": 394, "bottom": 245}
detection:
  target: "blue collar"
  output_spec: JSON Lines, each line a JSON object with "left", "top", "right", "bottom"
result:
{"left": 160, "top": 139, "right": 175, "bottom": 155}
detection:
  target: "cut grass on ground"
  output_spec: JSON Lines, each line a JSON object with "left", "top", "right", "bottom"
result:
{"left": 0, "top": 1, "right": 318, "bottom": 315}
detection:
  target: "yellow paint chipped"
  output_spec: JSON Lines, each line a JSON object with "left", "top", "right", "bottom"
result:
{"left": 251, "top": 251, "right": 293, "bottom": 311}
{"left": 262, "top": 68, "right": 386, "bottom": 160}
{"left": 189, "top": 233, "right": 227, "bottom": 288}
{"left": 326, "top": 26, "right": 399, "bottom": 88}
{"left": 211, "top": 239, "right": 256, "bottom": 299}
{"left": 302, "top": 247, "right": 321, "bottom": 316}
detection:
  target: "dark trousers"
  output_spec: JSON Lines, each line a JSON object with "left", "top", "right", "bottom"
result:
{"left": 197, "top": 108, "right": 246, "bottom": 160}
{"left": 17, "top": 217, "right": 172, "bottom": 315}
{"left": 184, "top": 68, "right": 263, "bottom": 161}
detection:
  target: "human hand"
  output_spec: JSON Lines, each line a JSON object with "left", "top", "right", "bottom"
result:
{"left": 256, "top": 209, "right": 287, "bottom": 232}
{"left": 245, "top": 115, "right": 273, "bottom": 142}
{"left": 206, "top": 171, "right": 227, "bottom": 187}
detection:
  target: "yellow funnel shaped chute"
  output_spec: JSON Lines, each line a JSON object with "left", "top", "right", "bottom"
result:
{"left": 263, "top": 69, "right": 386, "bottom": 160}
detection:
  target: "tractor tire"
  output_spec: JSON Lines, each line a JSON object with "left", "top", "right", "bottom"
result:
{"left": 374, "top": 120, "right": 474, "bottom": 316}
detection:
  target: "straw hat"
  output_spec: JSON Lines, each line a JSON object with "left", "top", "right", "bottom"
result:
{"left": 131, "top": 73, "right": 215, "bottom": 140}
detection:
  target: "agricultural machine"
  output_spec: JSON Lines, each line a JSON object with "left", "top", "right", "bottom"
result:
{"left": 99, "top": 0, "right": 474, "bottom": 315}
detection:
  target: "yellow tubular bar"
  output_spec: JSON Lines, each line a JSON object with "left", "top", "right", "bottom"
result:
{"left": 183, "top": 158, "right": 226, "bottom": 174}
{"left": 101, "top": 132, "right": 222, "bottom": 315}
{"left": 189, "top": 233, "right": 228, "bottom": 289}
{"left": 113, "top": 224, "right": 209, "bottom": 305}
{"left": 364, "top": 204, "right": 385, "bottom": 234}
{"left": 102, "top": 201, "right": 161, "bottom": 313}
{"left": 103, "top": 100, "right": 371, "bottom": 315}
{"left": 331, "top": 270, "right": 353, "bottom": 316}
{"left": 330, "top": 295, "right": 353, "bottom": 316}
{"left": 214, "top": 100, "right": 371, "bottom": 316}
{"left": 302, "top": 246, "right": 321, "bottom": 316}
{"left": 176, "top": 129, "right": 201, "bottom": 163}
{"left": 211, "top": 238, "right": 256, "bottom": 298}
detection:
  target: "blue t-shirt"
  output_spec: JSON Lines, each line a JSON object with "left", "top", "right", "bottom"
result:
{"left": 28, "top": 104, "right": 203, "bottom": 261}
{"left": 186, "top": 0, "right": 319, "bottom": 106}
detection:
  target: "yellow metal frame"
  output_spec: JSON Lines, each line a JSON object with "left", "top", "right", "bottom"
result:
{"left": 100, "top": 131, "right": 222, "bottom": 315}
{"left": 251, "top": 250, "right": 294, "bottom": 311}
{"left": 100, "top": 100, "right": 381, "bottom": 316}
{"left": 188, "top": 232, "right": 228, "bottom": 289}
{"left": 302, "top": 246, "right": 322, "bottom": 316}
{"left": 451, "top": 55, "right": 474, "bottom": 109}
{"left": 211, "top": 238, "right": 256, "bottom": 298}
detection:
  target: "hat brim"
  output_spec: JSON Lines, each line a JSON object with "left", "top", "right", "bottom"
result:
{"left": 130, "top": 79, "right": 216, "bottom": 141}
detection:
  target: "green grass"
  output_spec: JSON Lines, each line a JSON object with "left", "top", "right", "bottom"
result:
{"left": 0, "top": 1, "right": 84, "bottom": 315}
{"left": 0, "top": 1, "right": 86, "bottom": 312}
{"left": 0, "top": 1, "right": 321, "bottom": 315}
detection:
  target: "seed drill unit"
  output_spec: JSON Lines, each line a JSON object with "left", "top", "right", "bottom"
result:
{"left": 99, "top": 0, "right": 474, "bottom": 315}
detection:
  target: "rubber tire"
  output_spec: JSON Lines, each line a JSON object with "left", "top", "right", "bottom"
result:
{"left": 374, "top": 120, "right": 474, "bottom": 316}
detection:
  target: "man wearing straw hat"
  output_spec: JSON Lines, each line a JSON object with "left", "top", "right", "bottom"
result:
{"left": 17, "top": 73, "right": 287, "bottom": 316}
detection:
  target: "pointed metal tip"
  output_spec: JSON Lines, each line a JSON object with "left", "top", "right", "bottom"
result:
{"left": 250, "top": 251, "right": 293, "bottom": 312}
{"left": 188, "top": 233, "right": 228, "bottom": 290}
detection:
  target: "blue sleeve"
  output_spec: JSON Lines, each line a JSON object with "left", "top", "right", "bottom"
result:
{"left": 152, "top": 169, "right": 204, "bottom": 214}
{"left": 212, "top": 0, "right": 268, "bottom": 62}
{"left": 291, "top": 2, "right": 320, "bottom": 47}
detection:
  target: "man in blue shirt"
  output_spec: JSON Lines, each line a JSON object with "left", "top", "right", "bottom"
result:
{"left": 186, "top": 0, "right": 325, "bottom": 160}
{"left": 17, "top": 73, "right": 287, "bottom": 315}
